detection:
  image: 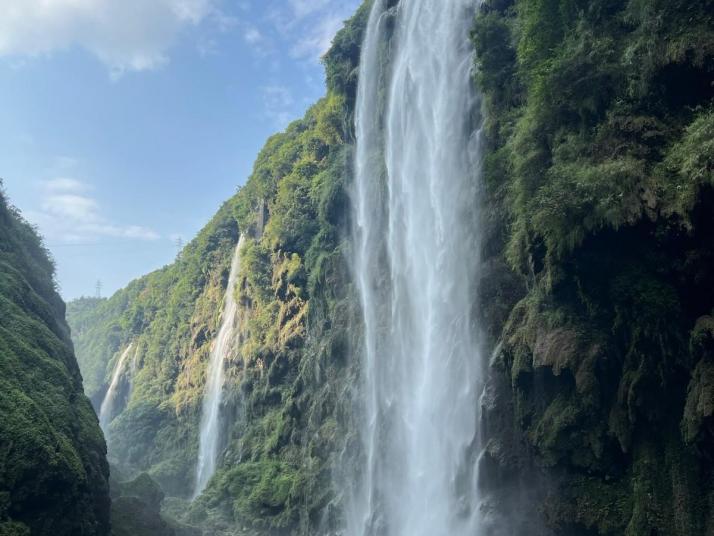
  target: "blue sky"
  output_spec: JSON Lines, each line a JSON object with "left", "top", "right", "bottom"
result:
{"left": 0, "top": 0, "right": 361, "bottom": 300}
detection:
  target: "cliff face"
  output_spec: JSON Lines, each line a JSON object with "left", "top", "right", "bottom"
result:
{"left": 472, "top": 0, "right": 714, "bottom": 534}
{"left": 0, "top": 186, "right": 111, "bottom": 536}
{"left": 67, "top": 200, "right": 241, "bottom": 497}
{"left": 67, "top": 0, "right": 714, "bottom": 535}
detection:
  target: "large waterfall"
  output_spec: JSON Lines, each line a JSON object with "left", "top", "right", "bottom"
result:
{"left": 99, "top": 343, "right": 135, "bottom": 436}
{"left": 348, "top": 0, "right": 483, "bottom": 534}
{"left": 194, "top": 235, "right": 245, "bottom": 498}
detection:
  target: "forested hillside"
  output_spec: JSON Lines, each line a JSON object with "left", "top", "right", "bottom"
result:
{"left": 0, "top": 185, "right": 110, "bottom": 536}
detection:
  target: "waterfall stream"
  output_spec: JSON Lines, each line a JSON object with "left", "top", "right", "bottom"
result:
{"left": 194, "top": 234, "right": 245, "bottom": 498}
{"left": 99, "top": 343, "right": 135, "bottom": 436}
{"left": 349, "top": 0, "right": 484, "bottom": 534}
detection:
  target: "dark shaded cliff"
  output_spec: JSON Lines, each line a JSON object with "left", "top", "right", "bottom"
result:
{"left": 0, "top": 184, "right": 111, "bottom": 535}
{"left": 472, "top": 0, "right": 714, "bottom": 534}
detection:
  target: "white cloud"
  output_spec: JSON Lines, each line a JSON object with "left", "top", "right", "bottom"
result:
{"left": 261, "top": 85, "right": 295, "bottom": 128}
{"left": 43, "top": 193, "right": 100, "bottom": 223}
{"left": 210, "top": 9, "right": 239, "bottom": 32}
{"left": 43, "top": 177, "right": 88, "bottom": 193}
{"left": 31, "top": 177, "right": 160, "bottom": 242}
{"left": 0, "top": 0, "right": 220, "bottom": 74}
{"left": 241, "top": 23, "right": 273, "bottom": 56}
{"left": 266, "top": 0, "right": 356, "bottom": 63}
{"left": 244, "top": 26, "right": 263, "bottom": 45}
{"left": 290, "top": 12, "right": 344, "bottom": 60}
{"left": 287, "top": 0, "right": 332, "bottom": 20}
{"left": 244, "top": 1, "right": 358, "bottom": 125}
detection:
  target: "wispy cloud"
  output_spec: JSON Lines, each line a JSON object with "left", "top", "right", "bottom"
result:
{"left": 31, "top": 177, "right": 160, "bottom": 243}
{"left": 0, "top": 0, "right": 226, "bottom": 75}
{"left": 290, "top": 12, "right": 346, "bottom": 60}
{"left": 273, "top": 0, "right": 355, "bottom": 61}
{"left": 240, "top": 23, "right": 273, "bottom": 57}
{"left": 239, "top": 0, "right": 358, "bottom": 126}
{"left": 244, "top": 26, "right": 264, "bottom": 46}
{"left": 43, "top": 177, "right": 88, "bottom": 194}
{"left": 261, "top": 85, "right": 295, "bottom": 128}
{"left": 287, "top": 0, "right": 333, "bottom": 20}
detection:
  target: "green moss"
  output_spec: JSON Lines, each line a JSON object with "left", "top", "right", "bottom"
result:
{"left": 0, "top": 185, "right": 110, "bottom": 535}
{"left": 474, "top": 0, "right": 714, "bottom": 533}
{"left": 661, "top": 108, "right": 714, "bottom": 219}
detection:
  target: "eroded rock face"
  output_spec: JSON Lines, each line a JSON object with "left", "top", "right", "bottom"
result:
{"left": 683, "top": 317, "right": 714, "bottom": 455}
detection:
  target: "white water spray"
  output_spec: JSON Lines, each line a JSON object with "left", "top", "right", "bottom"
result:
{"left": 349, "top": 0, "right": 483, "bottom": 534}
{"left": 99, "top": 343, "right": 135, "bottom": 436}
{"left": 194, "top": 235, "right": 245, "bottom": 498}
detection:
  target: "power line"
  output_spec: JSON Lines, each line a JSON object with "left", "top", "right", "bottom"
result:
{"left": 45, "top": 241, "right": 177, "bottom": 249}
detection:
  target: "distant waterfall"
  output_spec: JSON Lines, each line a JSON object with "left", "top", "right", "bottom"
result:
{"left": 348, "top": 0, "right": 484, "bottom": 534}
{"left": 194, "top": 235, "right": 245, "bottom": 498}
{"left": 99, "top": 343, "right": 135, "bottom": 436}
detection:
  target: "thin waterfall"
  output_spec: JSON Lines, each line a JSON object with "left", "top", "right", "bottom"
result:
{"left": 193, "top": 234, "right": 245, "bottom": 498}
{"left": 348, "top": 0, "right": 484, "bottom": 534}
{"left": 99, "top": 343, "right": 135, "bottom": 436}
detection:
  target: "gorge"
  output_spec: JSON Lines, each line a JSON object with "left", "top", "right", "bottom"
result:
{"left": 1, "top": 0, "right": 713, "bottom": 535}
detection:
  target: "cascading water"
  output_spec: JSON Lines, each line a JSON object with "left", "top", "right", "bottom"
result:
{"left": 348, "top": 0, "right": 484, "bottom": 534}
{"left": 193, "top": 234, "right": 245, "bottom": 498}
{"left": 99, "top": 343, "right": 135, "bottom": 436}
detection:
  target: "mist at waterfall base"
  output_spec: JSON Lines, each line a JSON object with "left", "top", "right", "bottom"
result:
{"left": 194, "top": 235, "right": 245, "bottom": 498}
{"left": 345, "top": 0, "right": 498, "bottom": 534}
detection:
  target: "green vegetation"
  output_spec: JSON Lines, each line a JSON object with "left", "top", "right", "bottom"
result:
{"left": 191, "top": 91, "right": 356, "bottom": 534}
{"left": 0, "top": 183, "right": 110, "bottom": 535}
{"left": 472, "top": 0, "right": 714, "bottom": 533}
{"left": 62, "top": 0, "right": 714, "bottom": 534}
{"left": 68, "top": 199, "right": 241, "bottom": 495}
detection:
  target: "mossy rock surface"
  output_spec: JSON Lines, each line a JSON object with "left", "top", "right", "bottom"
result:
{"left": 0, "top": 185, "right": 110, "bottom": 535}
{"left": 473, "top": 0, "right": 714, "bottom": 533}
